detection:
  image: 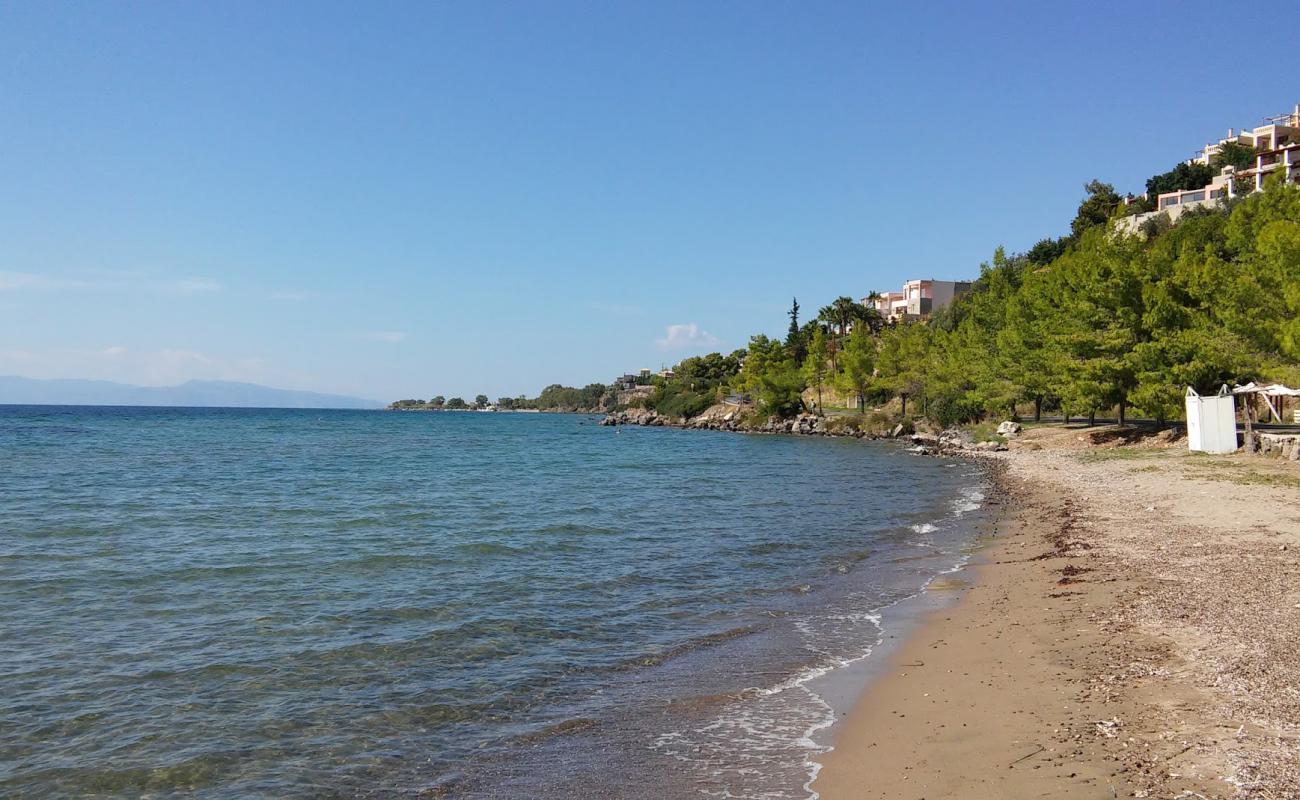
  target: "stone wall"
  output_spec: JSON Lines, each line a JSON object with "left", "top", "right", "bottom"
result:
{"left": 1253, "top": 433, "right": 1300, "bottom": 460}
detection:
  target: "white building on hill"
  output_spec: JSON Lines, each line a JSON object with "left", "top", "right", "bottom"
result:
{"left": 864, "top": 279, "right": 972, "bottom": 323}
{"left": 1120, "top": 104, "right": 1300, "bottom": 233}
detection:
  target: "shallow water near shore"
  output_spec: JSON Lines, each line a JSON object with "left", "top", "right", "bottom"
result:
{"left": 1, "top": 406, "right": 988, "bottom": 798}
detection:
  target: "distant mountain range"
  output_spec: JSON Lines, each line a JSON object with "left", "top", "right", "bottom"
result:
{"left": 0, "top": 376, "right": 382, "bottom": 409}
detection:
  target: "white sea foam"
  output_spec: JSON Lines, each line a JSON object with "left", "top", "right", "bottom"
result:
{"left": 652, "top": 572, "right": 978, "bottom": 800}
{"left": 651, "top": 608, "right": 888, "bottom": 799}
{"left": 650, "top": 478, "right": 988, "bottom": 799}
{"left": 951, "top": 486, "right": 986, "bottom": 516}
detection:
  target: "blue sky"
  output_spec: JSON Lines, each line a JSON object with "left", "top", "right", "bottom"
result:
{"left": 2, "top": 1, "right": 1297, "bottom": 401}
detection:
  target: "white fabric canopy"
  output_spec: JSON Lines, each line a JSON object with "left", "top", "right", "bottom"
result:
{"left": 1231, "top": 382, "right": 1299, "bottom": 423}
{"left": 1231, "top": 382, "right": 1300, "bottom": 397}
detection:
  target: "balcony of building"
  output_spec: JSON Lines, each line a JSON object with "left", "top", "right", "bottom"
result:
{"left": 1157, "top": 187, "right": 1217, "bottom": 210}
{"left": 1240, "top": 143, "right": 1300, "bottom": 190}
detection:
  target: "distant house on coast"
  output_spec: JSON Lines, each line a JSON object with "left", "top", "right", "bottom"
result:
{"left": 864, "top": 279, "right": 972, "bottom": 323}
{"left": 1120, "top": 104, "right": 1300, "bottom": 233}
{"left": 613, "top": 368, "right": 657, "bottom": 391}
{"left": 613, "top": 366, "right": 677, "bottom": 389}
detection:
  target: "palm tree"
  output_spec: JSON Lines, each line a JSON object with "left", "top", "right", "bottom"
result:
{"left": 861, "top": 291, "right": 882, "bottom": 330}
{"left": 816, "top": 306, "right": 839, "bottom": 371}
{"left": 830, "top": 296, "right": 858, "bottom": 339}
{"left": 850, "top": 300, "right": 885, "bottom": 335}
{"left": 817, "top": 304, "right": 837, "bottom": 333}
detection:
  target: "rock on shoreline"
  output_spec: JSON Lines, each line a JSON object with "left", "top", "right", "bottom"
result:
{"left": 599, "top": 408, "right": 1009, "bottom": 453}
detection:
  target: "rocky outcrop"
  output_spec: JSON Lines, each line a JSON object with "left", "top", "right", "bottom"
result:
{"left": 614, "top": 386, "right": 655, "bottom": 406}
{"left": 1254, "top": 433, "right": 1300, "bottom": 460}
{"left": 599, "top": 409, "right": 962, "bottom": 446}
{"left": 601, "top": 408, "right": 667, "bottom": 427}
{"left": 906, "top": 427, "right": 1006, "bottom": 456}
{"left": 602, "top": 409, "right": 1010, "bottom": 456}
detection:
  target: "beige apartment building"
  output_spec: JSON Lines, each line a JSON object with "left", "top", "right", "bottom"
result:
{"left": 1123, "top": 105, "right": 1300, "bottom": 232}
{"left": 865, "top": 279, "right": 972, "bottom": 323}
{"left": 1194, "top": 105, "right": 1300, "bottom": 190}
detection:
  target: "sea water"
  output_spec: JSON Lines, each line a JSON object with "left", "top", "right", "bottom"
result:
{"left": 0, "top": 407, "right": 988, "bottom": 798}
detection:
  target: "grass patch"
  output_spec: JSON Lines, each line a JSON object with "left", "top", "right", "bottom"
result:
{"left": 1075, "top": 448, "right": 1164, "bottom": 462}
{"left": 1129, "top": 464, "right": 1162, "bottom": 473}
{"left": 965, "top": 420, "right": 1007, "bottom": 444}
{"left": 1183, "top": 460, "right": 1300, "bottom": 489}
{"left": 823, "top": 414, "right": 870, "bottom": 434}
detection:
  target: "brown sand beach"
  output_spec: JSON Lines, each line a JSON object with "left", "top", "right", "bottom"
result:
{"left": 814, "top": 425, "right": 1300, "bottom": 800}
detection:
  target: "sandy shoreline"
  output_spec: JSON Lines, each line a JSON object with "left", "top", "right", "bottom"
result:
{"left": 813, "top": 425, "right": 1300, "bottom": 799}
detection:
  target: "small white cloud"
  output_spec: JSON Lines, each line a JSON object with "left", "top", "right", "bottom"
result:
{"left": 160, "top": 277, "right": 223, "bottom": 294}
{"left": 0, "top": 272, "right": 36, "bottom": 292}
{"left": 655, "top": 323, "right": 719, "bottom": 351}
{"left": 102, "top": 346, "right": 128, "bottom": 356}
{"left": 0, "top": 271, "right": 98, "bottom": 292}
{"left": 362, "top": 331, "right": 408, "bottom": 343}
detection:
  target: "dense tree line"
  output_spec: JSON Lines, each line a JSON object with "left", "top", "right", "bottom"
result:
{"left": 640, "top": 178, "right": 1300, "bottom": 426}
{"left": 889, "top": 179, "right": 1300, "bottom": 425}
{"left": 390, "top": 384, "right": 610, "bottom": 411}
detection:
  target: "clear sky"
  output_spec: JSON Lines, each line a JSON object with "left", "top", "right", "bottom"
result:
{"left": 2, "top": 1, "right": 1297, "bottom": 402}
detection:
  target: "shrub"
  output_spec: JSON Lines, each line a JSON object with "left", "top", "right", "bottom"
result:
{"left": 648, "top": 384, "right": 714, "bottom": 419}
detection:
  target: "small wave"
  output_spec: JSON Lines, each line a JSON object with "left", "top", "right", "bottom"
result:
{"left": 532, "top": 523, "right": 619, "bottom": 537}
{"left": 746, "top": 540, "right": 802, "bottom": 556}
{"left": 616, "top": 626, "right": 759, "bottom": 671}
{"left": 660, "top": 542, "right": 980, "bottom": 800}
{"left": 652, "top": 614, "right": 885, "bottom": 800}
{"left": 509, "top": 716, "right": 600, "bottom": 745}
{"left": 951, "top": 486, "right": 986, "bottom": 516}
{"left": 909, "top": 522, "right": 938, "bottom": 534}
{"left": 455, "top": 541, "right": 526, "bottom": 556}
{"left": 341, "top": 552, "right": 451, "bottom": 571}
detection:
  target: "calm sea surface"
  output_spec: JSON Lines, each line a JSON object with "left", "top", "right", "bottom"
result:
{"left": 1, "top": 407, "right": 988, "bottom": 799}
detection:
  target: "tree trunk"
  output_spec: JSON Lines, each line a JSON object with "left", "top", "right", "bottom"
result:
{"left": 901, "top": 394, "right": 907, "bottom": 417}
{"left": 1243, "top": 395, "right": 1255, "bottom": 452}
{"left": 1034, "top": 396, "right": 1042, "bottom": 422}
{"left": 1088, "top": 410, "right": 1096, "bottom": 427}
{"left": 1118, "top": 400, "right": 1127, "bottom": 427}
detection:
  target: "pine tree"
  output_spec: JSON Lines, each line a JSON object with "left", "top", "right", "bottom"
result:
{"left": 803, "top": 327, "right": 829, "bottom": 413}
{"left": 785, "top": 297, "right": 807, "bottom": 361}
{"left": 837, "top": 325, "right": 876, "bottom": 412}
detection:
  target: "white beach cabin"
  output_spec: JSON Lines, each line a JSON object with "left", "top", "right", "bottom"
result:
{"left": 1185, "top": 386, "right": 1237, "bottom": 454}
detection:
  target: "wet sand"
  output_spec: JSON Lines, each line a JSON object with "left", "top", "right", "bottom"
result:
{"left": 814, "top": 425, "right": 1300, "bottom": 799}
